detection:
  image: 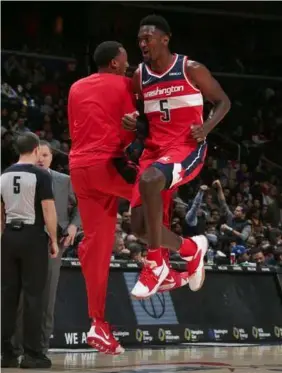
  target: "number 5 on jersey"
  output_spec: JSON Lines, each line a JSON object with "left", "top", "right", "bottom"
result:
{"left": 160, "top": 99, "right": 171, "bottom": 122}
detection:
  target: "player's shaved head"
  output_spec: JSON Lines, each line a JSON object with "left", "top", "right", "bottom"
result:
{"left": 93, "top": 41, "right": 123, "bottom": 68}
{"left": 140, "top": 14, "right": 171, "bottom": 36}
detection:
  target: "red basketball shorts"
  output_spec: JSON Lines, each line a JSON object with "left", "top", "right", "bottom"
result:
{"left": 131, "top": 141, "right": 207, "bottom": 208}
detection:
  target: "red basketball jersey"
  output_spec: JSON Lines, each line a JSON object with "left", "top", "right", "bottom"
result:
{"left": 140, "top": 54, "right": 203, "bottom": 152}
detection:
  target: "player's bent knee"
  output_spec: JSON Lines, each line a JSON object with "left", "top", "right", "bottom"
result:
{"left": 139, "top": 167, "right": 165, "bottom": 193}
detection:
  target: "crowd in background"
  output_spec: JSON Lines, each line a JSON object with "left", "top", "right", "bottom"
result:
{"left": 1, "top": 3, "right": 282, "bottom": 268}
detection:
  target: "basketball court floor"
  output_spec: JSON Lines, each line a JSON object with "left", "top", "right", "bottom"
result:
{"left": 2, "top": 344, "right": 282, "bottom": 372}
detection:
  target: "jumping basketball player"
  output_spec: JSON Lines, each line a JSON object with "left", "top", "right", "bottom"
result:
{"left": 68, "top": 40, "right": 188, "bottom": 355}
{"left": 123, "top": 15, "right": 231, "bottom": 299}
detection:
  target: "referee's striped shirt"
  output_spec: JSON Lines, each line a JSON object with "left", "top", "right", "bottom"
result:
{"left": 1, "top": 163, "right": 54, "bottom": 228}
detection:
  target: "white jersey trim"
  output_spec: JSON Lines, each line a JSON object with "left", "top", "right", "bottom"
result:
{"left": 171, "top": 141, "right": 206, "bottom": 187}
{"left": 183, "top": 56, "right": 201, "bottom": 93}
{"left": 144, "top": 93, "right": 203, "bottom": 114}
{"left": 144, "top": 54, "right": 179, "bottom": 79}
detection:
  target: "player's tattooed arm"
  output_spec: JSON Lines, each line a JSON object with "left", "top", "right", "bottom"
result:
{"left": 186, "top": 61, "right": 231, "bottom": 142}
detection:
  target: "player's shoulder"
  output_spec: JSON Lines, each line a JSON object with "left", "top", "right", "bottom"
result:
{"left": 1, "top": 164, "right": 50, "bottom": 185}
{"left": 2, "top": 163, "right": 39, "bottom": 175}
{"left": 99, "top": 73, "right": 132, "bottom": 89}
{"left": 70, "top": 75, "right": 91, "bottom": 90}
{"left": 184, "top": 58, "right": 211, "bottom": 83}
{"left": 1, "top": 164, "right": 17, "bottom": 175}
{"left": 185, "top": 59, "right": 205, "bottom": 71}
{"left": 69, "top": 73, "right": 100, "bottom": 95}
{"left": 122, "top": 76, "right": 134, "bottom": 92}
{"left": 115, "top": 75, "right": 132, "bottom": 86}
{"left": 69, "top": 78, "right": 83, "bottom": 97}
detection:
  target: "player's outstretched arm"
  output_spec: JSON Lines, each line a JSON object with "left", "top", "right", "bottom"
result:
{"left": 186, "top": 61, "right": 231, "bottom": 142}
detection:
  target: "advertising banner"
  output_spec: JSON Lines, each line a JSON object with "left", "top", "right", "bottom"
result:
{"left": 50, "top": 262, "right": 282, "bottom": 348}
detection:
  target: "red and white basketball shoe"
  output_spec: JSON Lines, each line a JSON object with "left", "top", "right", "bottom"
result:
{"left": 87, "top": 319, "right": 124, "bottom": 355}
{"left": 131, "top": 259, "right": 169, "bottom": 299}
{"left": 179, "top": 235, "right": 208, "bottom": 291}
{"left": 158, "top": 269, "right": 189, "bottom": 293}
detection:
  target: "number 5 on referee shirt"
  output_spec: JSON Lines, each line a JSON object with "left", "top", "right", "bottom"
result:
{"left": 13, "top": 176, "right": 21, "bottom": 194}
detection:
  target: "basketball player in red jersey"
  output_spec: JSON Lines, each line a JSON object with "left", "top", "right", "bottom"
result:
{"left": 68, "top": 41, "right": 139, "bottom": 355}
{"left": 69, "top": 40, "right": 189, "bottom": 355}
{"left": 123, "top": 15, "right": 231, "bottom": 299}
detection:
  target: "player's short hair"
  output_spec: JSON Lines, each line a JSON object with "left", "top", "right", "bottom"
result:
{"left": 93, "top": 41, "right": 123, "bottom": 68}
{"left": 140, "top": 14, "right": 171, "bottom": 35}
{"left": 16, "top": 132, "right": 39, "bottom": 155}
{"left": 40, "top": 140, "right": 53, "bottom": 154}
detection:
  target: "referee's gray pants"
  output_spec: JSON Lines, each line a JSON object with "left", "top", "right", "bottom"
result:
{"left": 12, "top": 248, "right": 64, "bottom": 355}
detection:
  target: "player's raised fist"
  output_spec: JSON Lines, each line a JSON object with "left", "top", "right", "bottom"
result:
{"left": 122, "top": 111, "right": 139, "bottom": 131}
{"left": 191, "top": 125, "right": 206, "bottom": 143}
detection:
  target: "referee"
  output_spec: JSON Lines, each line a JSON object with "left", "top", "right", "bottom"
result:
{"left": 1, "top": 132, "right": 58, "bottom": 369}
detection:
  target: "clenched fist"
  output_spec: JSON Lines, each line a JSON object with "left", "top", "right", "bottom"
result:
{"left": 122, "top": 111, "right": 139, "bottom": 131}
{"left": 191, "top": 125, "right": 207, "bottom": 143}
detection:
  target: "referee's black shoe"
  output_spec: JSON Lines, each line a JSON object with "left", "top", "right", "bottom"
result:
{"left": 1, "top": 353, "right": 19, "bottom": 368}
{"left": 20, "top": 353, "right": 52, "bottom": 369}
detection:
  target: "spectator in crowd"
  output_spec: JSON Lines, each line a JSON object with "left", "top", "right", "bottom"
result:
{"left": 246, "top": 236, "right": 257, "bottom": 251}
{"left": 213, "top": 179, "right": 252, "bottom": 254}
{"left": 127, "top": 242, "right": 144, "bottom": 262}
{"left": 251, "top": 247, "right": 266, "bottom": 265}
{"left": 185, "top": 185, "right": 209, "bottom": 236}
{"left": 236, "top": 163, "right": 249, "bottom": 183}
{"left": 121, "top": 211, "right": 132, "bottom": 235}
{"left": 44, "top": 131, "right": 60, "bottom": 150}
{"left": 171, "top": 221, "right": 183, "bottom": 236}
{"left": 231, "top": 245, "right": 251, "bottom": 266}
{"left": 12, "top": 117, "right": 30, "bottom": 134}
{"left": 41, "top": 95, "right": 54, "bottom": 116}
{"left": 222, "top": 160, "right": 237, "bottom": 185}
{"left": 125, "top": 234, "right": 138, "bottom": 245}
{"left": 1, "top": 131, "right": 17, "bottom": 170}
{"left": 266, "top": 186, "right": 281, "bottom": 228}
{"left": 113, "top": 235, "right": 130, "bottom": 259}
{"left": 273, "top": 248, "right": 282, "bottom": 267}
{"left": 249, "top": 208, "right": 264, "bottom": 236}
